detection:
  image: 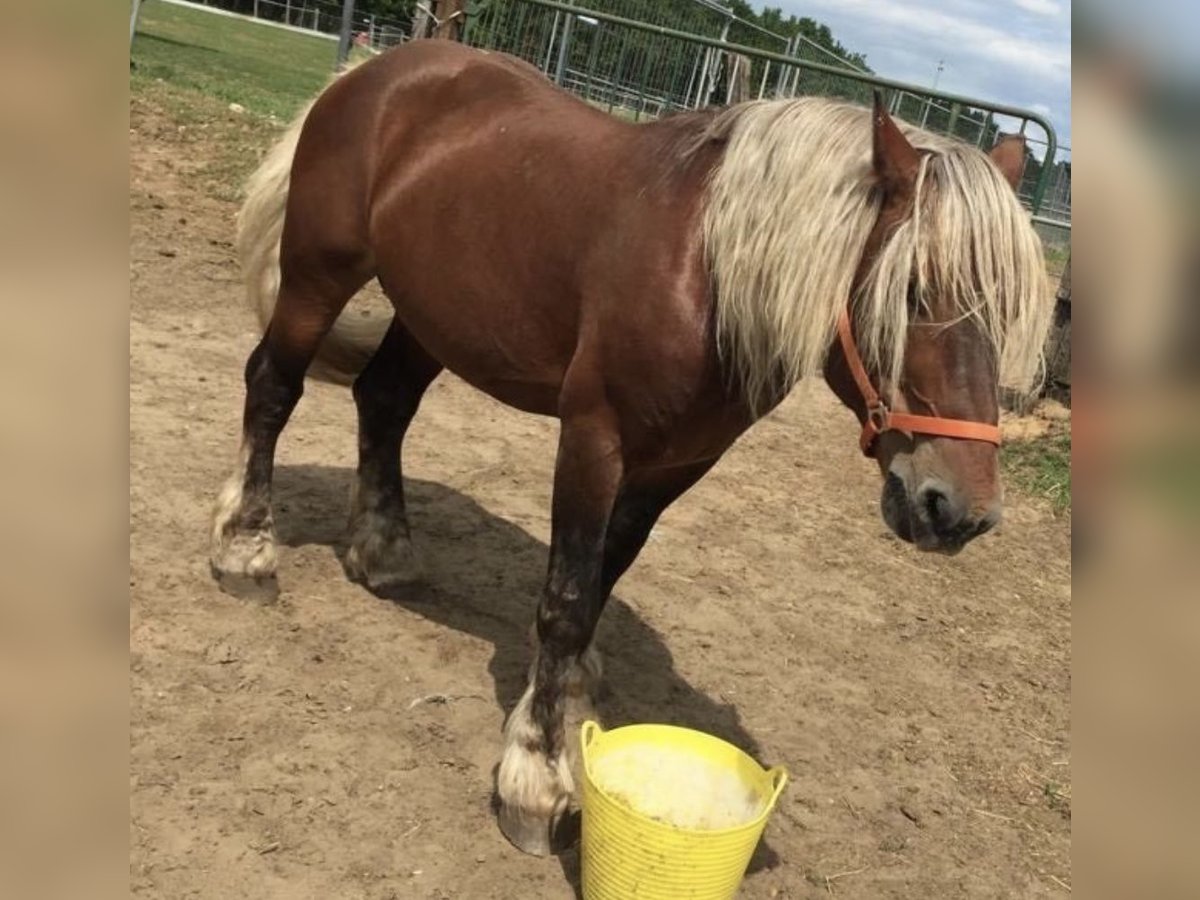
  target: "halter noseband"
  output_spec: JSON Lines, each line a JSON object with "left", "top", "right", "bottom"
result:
{"left": 837, "top": 309, "right": 1003, "bottom": 457}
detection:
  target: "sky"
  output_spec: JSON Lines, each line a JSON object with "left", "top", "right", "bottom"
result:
{"left": 775, "top": 0, "right": 1072, "bottom": 158}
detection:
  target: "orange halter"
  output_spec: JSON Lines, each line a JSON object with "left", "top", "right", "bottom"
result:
{"left": 837, "top": 309, "right": 1003, "bottom": 457}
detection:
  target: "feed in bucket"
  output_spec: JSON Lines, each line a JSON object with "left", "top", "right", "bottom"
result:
{"left": 579, "top": 721, "right": 787, "bottom": 900}
{"left": 591, "top": 743, "right": 766, "bottom": 830}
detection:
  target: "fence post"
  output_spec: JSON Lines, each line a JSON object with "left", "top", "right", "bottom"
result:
{"left": 554, "top": 12, "right": 575, "bottom": 85}
{"left": 693, "top": 14, "right": 730, "bottom": 109}
{"left": 129, "top": 0, "right": 143, "bottom": 52}
{"left": 977, "top": 111, "right": 994, "bottom": 147}
{"left": 946, "top": 101, "right": 961, "bottom": 136}
{"left": 432, "top": 0, "right": 466, "bottom": 40}
{"left": 413, "top": 3, "right": 431, "bottom": 39}
{"left": 685, "top": 45, "right": 703, "bottom": 107}
{"left": 336, "top": 0, "right": 356, "bottom": 70}
{"left": 542, "top": 12, "right": 562, "bottom": 72}
{"left": 705, "top": 15, "right": 732, "bottom": 105}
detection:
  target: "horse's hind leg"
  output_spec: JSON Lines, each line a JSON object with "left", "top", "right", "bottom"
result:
{"left": 210, "top": 267, "right": 369, "bottom": 599}
{"left": 345, "top": 320, "right": 442, "bottom": 593}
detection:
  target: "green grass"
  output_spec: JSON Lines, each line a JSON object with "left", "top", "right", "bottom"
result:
{"left": 131, "top": 0, "right": 343, "bottom": 120}
{"left": 1042, "top": 242, "right": 1070, "bottom": 279}
{"left": 1002, "top": 429, "right": 1072, "bottom": 513}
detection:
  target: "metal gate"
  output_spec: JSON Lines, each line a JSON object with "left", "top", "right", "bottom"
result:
{"left": 463, "top": 0, "right": 1065, "bottom": 222}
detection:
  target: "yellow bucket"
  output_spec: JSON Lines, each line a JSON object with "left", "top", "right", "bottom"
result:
{"left": 579, "top": 720, "right": 787, "bottom": 900}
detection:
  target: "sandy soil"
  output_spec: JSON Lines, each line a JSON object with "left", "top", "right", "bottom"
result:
{"left": 130, "top": 91, "right": 1071, "bottom": 899}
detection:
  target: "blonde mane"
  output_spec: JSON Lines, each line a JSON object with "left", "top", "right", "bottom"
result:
{"left": 701, "top": 97, "right": 1051, "bottom": 413}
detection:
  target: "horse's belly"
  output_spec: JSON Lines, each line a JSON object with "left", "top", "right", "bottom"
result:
{"left": 382, "top": 283, "right": 570, "bottom": 418}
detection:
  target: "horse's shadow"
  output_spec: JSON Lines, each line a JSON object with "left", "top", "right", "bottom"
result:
{"left": 274, "top": 465, "right": 781, "bottom": 889}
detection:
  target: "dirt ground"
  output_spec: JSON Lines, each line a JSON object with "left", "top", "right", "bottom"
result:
{"left": 129, "top": 92, "right": 1071, "bottom": 899}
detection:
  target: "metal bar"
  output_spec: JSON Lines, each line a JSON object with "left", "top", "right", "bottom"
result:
{"left": 607, "top": 25, "right": 630, "bottom": 113}
{"left": 657, "top": 32, "right": 688, "bottom": 111}
{"left": 511, "top": 2, "right": 529, "bottom": 57}
{"left": 335, "top": 0, "right": 355, "bottom": 70}
{"left": 705, "top": 15, "right": 732, "bottom": 105}
{"left": 977, "top": 111, "right": 994, "bottom": 148}
{"left": 542, "top": 11, "right": 561, "bottom": 70}
{"left": 129, "top": 0, "right": 144, "bottom": 51}
{"left": 947, "top": 101, "right": 961, "bottom": 136}
{"left": 582, "top": 20, "right": 602, "bottom": 102}
{"left": 1031, "top": 215, "right": 1071, "bottom": 230}
{"left": 683, "top": 44, "right": 702, "bottom": 106}
{"left": 694, "top": 47, "right": 712, "bottom": 108}
{"left": 633, "top": 37, "right": 656, "bottom": 121}
{"left": 644, "top": 36, "right": 668, "bottom": 112}
{"left": 554, "top": 12, "right": 574, "bottom": 85}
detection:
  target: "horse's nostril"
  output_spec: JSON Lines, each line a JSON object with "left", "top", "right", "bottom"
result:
{"left": 919, "top": 483, "right": 965, "bottom": 536}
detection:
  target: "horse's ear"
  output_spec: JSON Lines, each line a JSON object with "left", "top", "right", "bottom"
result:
{"left": 989, "top": 134, "right": 1026, "bottom": 192}
{"left": 871, "top": 90, "right": 921, "bottom": 194}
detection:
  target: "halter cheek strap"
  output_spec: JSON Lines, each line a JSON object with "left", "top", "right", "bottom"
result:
{"left": 837, "top": 310, "right": 1003, "bottom": 457}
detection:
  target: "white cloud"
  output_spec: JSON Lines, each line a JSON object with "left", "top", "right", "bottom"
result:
{"left": 1012, "top": 0, "right": 1062, "bottom": 16}
{"left": 776, "top": 0, "right": 1071, "bottom": 155}
{"left": 787, "top": 0, "right": 1070, "bottom": 83}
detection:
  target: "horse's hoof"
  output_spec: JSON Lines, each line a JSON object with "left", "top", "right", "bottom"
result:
{"left": 213, "top": 568, "right": 280, "bottom": 604}
{"left": 345, "top": 538, "right": 422, "bottom": 594}
{"left": 498, "top": 803, "right": 579, "bottom": 857}
{"left": 210, "top": 526, "right": 277, "bottom": 599}
{"left": 499, "top": 802, "right": 553, "bottom": 856}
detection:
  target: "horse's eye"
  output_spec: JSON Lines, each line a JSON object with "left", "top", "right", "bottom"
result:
{"left": 906, "top": 284, "right": 922, "bottom": 316}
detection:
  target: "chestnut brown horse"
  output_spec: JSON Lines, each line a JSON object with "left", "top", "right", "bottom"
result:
{"left": 210, "top": 41, "right": 1050, "bottom": 855}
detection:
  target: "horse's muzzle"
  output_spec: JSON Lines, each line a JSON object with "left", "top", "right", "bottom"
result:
{"left": 882, "top": 474, "right": 1000, "bottom": 554}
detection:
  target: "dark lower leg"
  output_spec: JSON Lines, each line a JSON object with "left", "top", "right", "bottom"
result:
{"left": 211, "top": 263, "right": 368, "bottom": 595}
{"left": 346, "top": 322, "right": 442, "bottom": 590}
{"left": 523, "top": 460, "right": 713, "bottom": 701}
{"left": 497, "top": 404, "right": 624, "bottom": 855}
{"left": 599, "top": 458, "right": 718, "bottom": 601}
{"left": 210, "top": 334, "right": 308, "bottom": 594}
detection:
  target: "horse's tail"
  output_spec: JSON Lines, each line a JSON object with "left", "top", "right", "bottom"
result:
{"left": 234, "top": 67, "right": 385, "bottom": 386}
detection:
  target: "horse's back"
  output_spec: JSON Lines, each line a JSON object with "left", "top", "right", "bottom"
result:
{"left": 287, "top": 42, "right": 721, "bottom": 436}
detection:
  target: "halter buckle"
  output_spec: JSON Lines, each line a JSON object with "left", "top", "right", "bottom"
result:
{"left": 867, "top": 401, "right": 890, "bottom": 432}
{"left": 860, "top": 401, "right": 890, "bottom": 456}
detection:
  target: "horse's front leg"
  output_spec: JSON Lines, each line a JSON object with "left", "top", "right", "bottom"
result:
{"left": 497, "top": 397, "right": 623, "bottom": 856}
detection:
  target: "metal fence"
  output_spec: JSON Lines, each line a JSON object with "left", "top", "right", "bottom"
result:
{"left": 464, "top": 0, "right": 1068, "bottom": 234}
{"left": 464, "top": 0, "right": 872, "bottom": 116}
{"left": 187, "top": 0, "right": 414, "bottom": 52}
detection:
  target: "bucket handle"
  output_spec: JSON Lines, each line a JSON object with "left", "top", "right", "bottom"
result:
{"left": 765, "top": 765, "right": 789, "bottom": 809}
{"left": 581, "top": 720, "right": 603, "bottom": 750}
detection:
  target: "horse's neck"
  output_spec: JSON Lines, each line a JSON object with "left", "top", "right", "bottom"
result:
{"left": 628, "top": 108, "right": 728, "bottom": 197}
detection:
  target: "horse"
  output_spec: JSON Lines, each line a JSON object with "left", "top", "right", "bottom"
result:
{"left": 209, "top": 40, "right": 1051, "bottom": 856}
